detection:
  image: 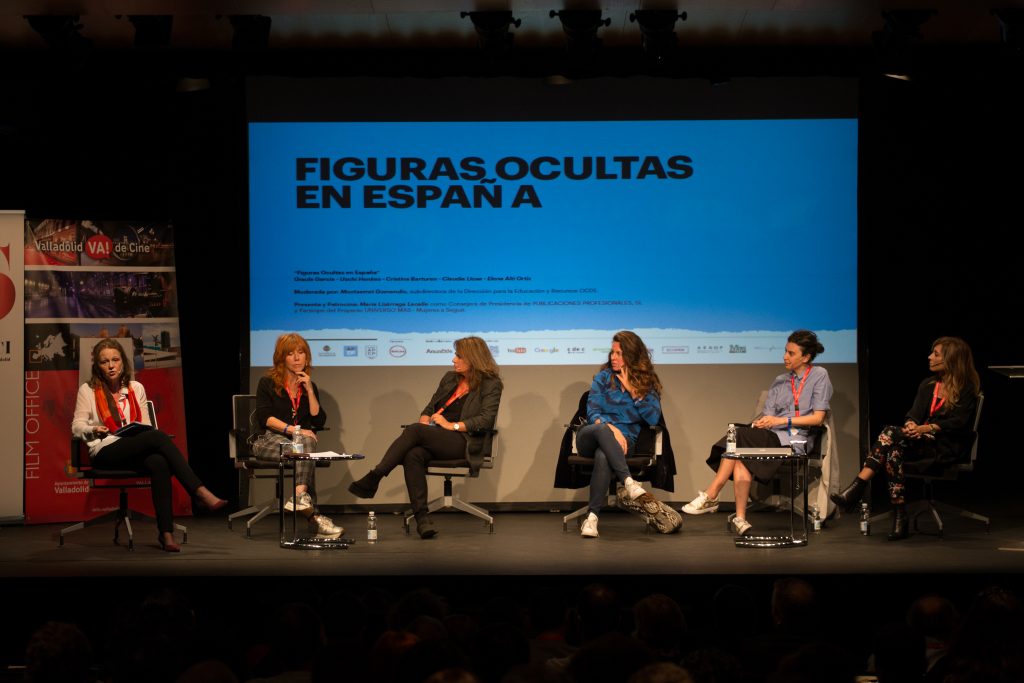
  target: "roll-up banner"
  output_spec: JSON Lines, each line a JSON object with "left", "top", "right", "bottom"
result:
{"left": 0, "top": 211, "right": 25, "bottom": 522}
{"left": 23, "top": 218, "right": 191, "bottom": 524}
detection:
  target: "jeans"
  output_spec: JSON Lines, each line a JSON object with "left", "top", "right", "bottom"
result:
{"left": 576, "top": 423, "right": 635, "bottom": 516}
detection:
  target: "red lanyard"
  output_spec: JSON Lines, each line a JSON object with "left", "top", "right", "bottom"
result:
{"left": 114, "top": 391, "right": 129, "bottom": 425}
{"left": 441, "top": 386, "right": 468, "bottom": 412}
{"left": 928, "top": 382, "right": 945, "bottom": 418}
{"left": 790, "top": 367, "right": 811, "bottom": 416}
{"left": 286, "top": 384, "right": 303, "bottom": 424}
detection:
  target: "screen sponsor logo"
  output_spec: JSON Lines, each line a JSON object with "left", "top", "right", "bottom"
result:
{"left": 566, "top": 346, "right": 586, "bottom": 354}
{"left": 696, "top": 345, "right": 723, "bottom": 354}
{"left": 343, "top": 345, "right": 358, "bottom": 357}
{"left": 729, "top": 344, "right": 747, "bottom": 354}
{"left": 389, "top": 345, "right": 407, "bottom": 358}
{"left": 661, "top": 346, "right": 689, "bottom": 354}
{"left": 534, "top": 346, "right": 559, "bottom": 354}
{"left": 365, "top": 345, "right": 378, "bottom": 359}
{"left": 508, "top": 347, "right": 527, "bottom": 354}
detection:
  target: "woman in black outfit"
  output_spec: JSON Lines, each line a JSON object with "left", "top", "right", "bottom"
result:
{"left": 348, "top": 336, "right": 502, "bottom": 539}
{"left": 253, "top": 333, "right": 343, "bottom": 537}
{"left": 832, "top": 336, "right": 981, "bottom": 540}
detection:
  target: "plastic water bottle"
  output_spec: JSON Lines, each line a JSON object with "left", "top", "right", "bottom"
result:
{"left": 292, "top": 424, "right": 304, "bottom": 454}
{"left": 859, "top": 502, "right": 871, "bottom": 535}
{"left": 725, "top": 424, "right": 737, "bottom": 454}
{"left": 367, "top": 511, "right": 378, "bottom": 544}
{"left": 811, "top": 505, "right": 822, "bottom": 533}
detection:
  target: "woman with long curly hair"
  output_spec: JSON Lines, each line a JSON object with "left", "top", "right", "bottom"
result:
{"left": 832, "top": 336, "right": 980, "bottom": 540}
{"left": 682, "top": 329, "right": 833, "bottom": 538}
{"left": 577, "top": 330, "right": 663, "bottom": 538}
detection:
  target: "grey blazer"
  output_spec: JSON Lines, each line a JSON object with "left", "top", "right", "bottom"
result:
{"left": 421, "top": 371, "right": 503, "bottom": 473}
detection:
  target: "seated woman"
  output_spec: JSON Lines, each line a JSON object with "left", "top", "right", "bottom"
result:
{"left": 577, "top": 330, "right": 663, "bottom": 539}
{"left": 71, "top": 338, "right": 226, "bottom": 552}
{"left": 832, "top": 336, "right": 980, "bottom": 540}
{"left": 348, "top": 336, "right": 502, "bottom": 538}
{"left": 253, "top": 333, "right": 342, "bottom": 537}
{"left": 682, "top": 330, "right": 832, "bottom": 537}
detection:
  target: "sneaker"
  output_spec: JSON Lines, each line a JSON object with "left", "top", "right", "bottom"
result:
{"left": 581, "top": 513, "right": 599, "bottom": 538}
{"left": 310, "top": 514, "right": 343, "bottom": 537}
{"left": 284, "top": 492, "right": 312, "bottom": 512}
{"left": 682, "top": 490, "right": 719, "bottom": 515}
{"left": 730, "top": 517, "right": 752, "bottom": 536}
{"left": 623, "top": 477, "right": 646, "bottom": 501}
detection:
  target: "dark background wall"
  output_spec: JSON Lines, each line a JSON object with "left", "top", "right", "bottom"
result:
{"left": 1, "top": 45, "right": 1021, "bottom": 506}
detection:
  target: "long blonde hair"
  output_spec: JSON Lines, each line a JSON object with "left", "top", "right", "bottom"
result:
{"left": 266, "top": 333, "right": 313, "bottom": 395}
{"left": 455, "top": 336, "right": 500, "bottom": 391}
{"left": 932, "top": 336, "right": 980, "bottom": 409}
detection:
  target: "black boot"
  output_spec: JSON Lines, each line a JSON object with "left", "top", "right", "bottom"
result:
{"left": 887, "top": 504, "right": 909, "bottom": 541}
{"left": 415, "top": 512, "right": 437, "bottom": 539}
{"left": 348, "top": 470, "right": 382, "bottom": 499}
{"left": 830, "top": 476, "right": 868, "bottom": 513}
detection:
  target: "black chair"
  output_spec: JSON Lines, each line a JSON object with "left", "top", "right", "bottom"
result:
{"left": 59, "top": 401, "right": 187, "bottom": 550}
{"left": 560, "top": 391, "right": 666, "bottom": 532}
{"left": 905, "top": 392, "right": 988, "bottom": 536}
{"left": 402, "top": 426, "right": 498, "bottom": 534}
{"left": 227, "top": 393, "right": 284, "bottom": 537}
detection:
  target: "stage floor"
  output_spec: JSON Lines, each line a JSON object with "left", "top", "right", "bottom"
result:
{"left": 3, "top": 502, "right": 1023, "bottom": 578}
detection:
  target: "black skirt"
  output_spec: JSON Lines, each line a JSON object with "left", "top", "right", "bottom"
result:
{"left": 705, "top": 425, "right": 786, "bottom": 483}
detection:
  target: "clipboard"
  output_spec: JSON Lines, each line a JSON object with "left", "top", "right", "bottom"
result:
{"left": 114, "top": 422, "right": 154, "bottom": 437}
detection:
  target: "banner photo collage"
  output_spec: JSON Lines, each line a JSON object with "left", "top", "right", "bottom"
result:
{"left": 23, "top": 218, "right": 190, "bottom": 524}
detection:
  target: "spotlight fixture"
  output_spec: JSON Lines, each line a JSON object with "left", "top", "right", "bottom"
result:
{"left": 461, "top": 11, "right": 522, "bottom": 55}
{"left": 127, "top": 15, "right": 173, "bottom": 49}
{"left": 228, "top": 15, "right": 272, "bottom": 51}
{"left": 24, "top": 15, "right": 92, "bottom": 50}
{"left": 549, "top": 10, "right": 611, "bottom": 56}
{"left": 629, "top": 10, "right": 687, "bottom": 61}
{"left": 872, "top": 9, "right": 936, "bottom": 81}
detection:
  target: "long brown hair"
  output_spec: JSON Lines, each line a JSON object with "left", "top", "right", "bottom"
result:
{"left": 266, "top": 333, "right": 313, "bottom": 395}
{"left": 88, "top": 338, "right": 133, "bottom": 389}
{"left": 932, "top": 336, "right": 980, "bottom": 409}
{"left": 602, "top": 330, "right": 662, "bottom": 398}
{"left": 454, "top": 336, "right": 500, "bottom": 391}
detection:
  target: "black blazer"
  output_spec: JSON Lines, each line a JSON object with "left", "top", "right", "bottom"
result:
{"left": 421, "top": 371, "right": 503, "bottom": 473}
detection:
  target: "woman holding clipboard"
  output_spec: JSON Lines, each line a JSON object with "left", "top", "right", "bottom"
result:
{"left": 71, "top": 338, "right": 226, "bottom": 552}
{"left": 348, "top": 336, "right": 502, "bottom": 539}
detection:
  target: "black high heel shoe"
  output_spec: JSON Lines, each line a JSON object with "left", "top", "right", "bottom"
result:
{"left": 830, "top": 477, "right": 868, "bottom": 513}
{"left": 887, "top": 504, "right": 909, "bottom": 541}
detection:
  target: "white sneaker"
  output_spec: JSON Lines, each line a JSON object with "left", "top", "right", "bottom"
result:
{"left": 310, "top": 514, "right": 343, "bottom": 536}
{"left": 682, "top": 490, "right": 719, "bottom": 515}
{"left": 730, "top": 516, "right": 752, "bottom": 536}
{"left": 284, "top": 492, "right": 312, "bottom": 511}
{"left": 580, "top": 513, "right": 599, "bottom": 538}
{"left": 623, "top": 477, "right": 646, "bottom": 501}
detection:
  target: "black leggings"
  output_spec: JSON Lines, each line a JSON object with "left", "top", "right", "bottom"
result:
{"left": 373, "top": 423, "right": 467, "bottom": 516}
{"left": 92, "top": 430, "right": 203, "bottom": 533}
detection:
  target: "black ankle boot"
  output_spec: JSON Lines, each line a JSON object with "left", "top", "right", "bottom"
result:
{"left": 888, "top": 504, "right": 909, "bottom": 541}
{"left": 415, "top": 513, "right": 437, "bottom": 539}
{"left": 348, "top": 470, "right": 382, "bottom": 499}
{"left": 830, "top": 477, "right": 867, "bottom": 513}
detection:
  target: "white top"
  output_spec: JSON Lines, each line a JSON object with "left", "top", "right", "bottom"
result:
{"left": 71, "top": 381, "right": 150, "bottom": 456}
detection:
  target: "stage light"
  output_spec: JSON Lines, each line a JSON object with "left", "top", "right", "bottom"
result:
{"left": 228, "top": 15, "right": 271, "bottom": 51}
{"left": 549, "top": 10, "right": 611, "bottom": 57}
{"left": 126, "top": 15, "right": 173, "bottom": 49}
{"left": 629, "top": 10, "right": 688, "bottom": 61}
{"left": 872, "top": 9, "right": 936, "bottom": 81}
{"left": 460, "top": 11, "right": 522, "bottom": 55}
{"left": 23, "top": 15, "right": 92, "bottom": 50}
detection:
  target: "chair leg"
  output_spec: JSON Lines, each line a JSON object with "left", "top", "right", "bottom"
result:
{"left": 450, "top": 496, "right": 494, "bottom": 532}
{"left": 563, "top": 505, "right": 589, "bottom": 532}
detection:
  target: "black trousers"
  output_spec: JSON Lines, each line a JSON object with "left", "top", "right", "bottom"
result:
{"left": 706, "top": 425, "right": 785, "bottom": 483}
{"left": 374, "top": 423, "right": 467, "bottom": 516}
{"left": 92, "top": 430, "right": 203, "bottom": 533}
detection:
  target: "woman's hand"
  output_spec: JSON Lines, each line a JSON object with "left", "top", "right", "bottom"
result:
{"left": 751, "top": 415, "right": 780, "bottom": 430}
{"left": 91, "top": 426, "right": 109, "bottom": 439}
{"left": 294, "top": 370, "right": 313, "bottom": 392}
{"left": 902, "top": 422, "right": 934, "bottom": 439}
{"left": 616, "top": 369, "right": 640, "bottom": 399}
{"left": 295, "top": 427, "right": 318, "bottom": 443}
{"left": 607, "top": 423, "right": 629, "bottom": 455}
{"left": 419, "top": 415, "right": 432, "bottom": 425}
{"left": 430, "top": 412, "right": 452, "bottom": 429}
